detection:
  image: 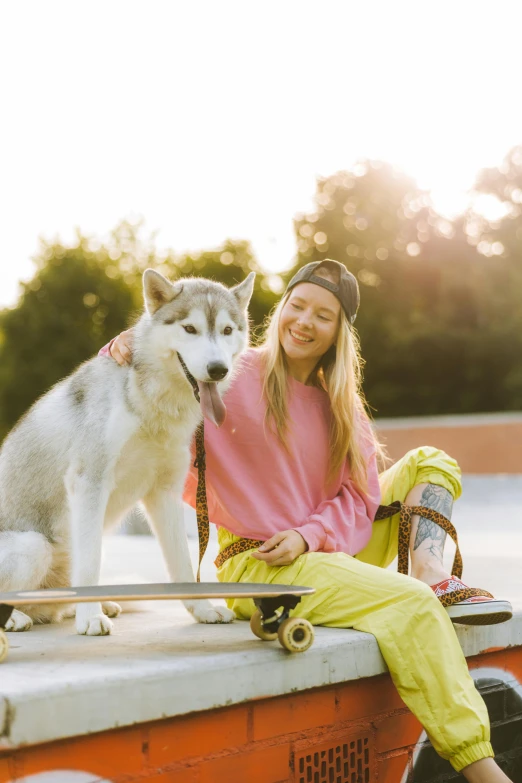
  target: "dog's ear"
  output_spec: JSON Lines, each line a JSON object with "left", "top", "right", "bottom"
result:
{"left": 231, "top": 272, "right": 255, "bottom": 311}
{"left": 143, "top": 269, "right": 182, "bottom": 315}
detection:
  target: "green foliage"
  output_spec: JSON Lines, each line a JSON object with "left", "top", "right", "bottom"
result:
{"left": 291, "top": 158, "right": 522, "bottom": 416}
{"left": 0, "top": 232, "right": 137, "bottom": 439}
{"left": 0, "top": 224, "right": 279, "bottom": 440}
{"left": 1, "top": 148, "right": 521, "bottom": 439}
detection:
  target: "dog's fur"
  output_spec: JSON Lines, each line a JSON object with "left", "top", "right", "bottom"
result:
{"left": 0, "top": 269, "right": 255, "bottom": 635}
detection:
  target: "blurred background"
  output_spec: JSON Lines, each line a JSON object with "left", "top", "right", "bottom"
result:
{"left": 0, "top": 1, "right": 521, "bottom": 468}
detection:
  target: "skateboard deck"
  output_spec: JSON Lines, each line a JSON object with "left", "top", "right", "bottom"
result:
{"left": 0, "top": 582, "right": 315, "bottom": 605}
{"left": 0, "top": 582, "right": 316, "bottom": 659}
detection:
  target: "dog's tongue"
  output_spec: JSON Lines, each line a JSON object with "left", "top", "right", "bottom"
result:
{"left": 197, "top": 382, "right": 226, "bottom": 427}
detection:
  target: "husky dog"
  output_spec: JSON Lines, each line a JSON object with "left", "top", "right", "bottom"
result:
{"left": 0, "top": 269, "right": 255, "bottom": 635}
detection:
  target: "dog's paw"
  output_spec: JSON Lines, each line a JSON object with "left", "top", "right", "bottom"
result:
{"left": 76, "top": 613, "right": 113, "bottom": 636}
{"left": 102, "top": 601, "right": 122, "bottom": 618}
{"left": 189, "top": 602, "right": 235, "bottom": 624}
{"left": 5, "top": 609, "right": 33, "bottom": 632}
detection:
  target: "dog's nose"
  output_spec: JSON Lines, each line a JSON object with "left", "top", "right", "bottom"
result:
{"left": 207, "top": 361, "right": 228, "bottom": 381}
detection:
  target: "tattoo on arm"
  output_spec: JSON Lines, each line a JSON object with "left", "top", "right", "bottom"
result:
{"left": 413, "top": 484, "right": 453, "bottom": 559}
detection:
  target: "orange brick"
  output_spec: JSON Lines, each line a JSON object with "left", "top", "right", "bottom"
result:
{"left": 377, "top": 752, "right": 411, "bottom": 782}
{"left": 375, "top": 712, "right": 422, "bottom": 754}
{"left": 149, "top": 705, "right": 249, "bottom": 766}
{"left": 253, "top": 691, "right": 337, "bottom": 740}
{"left": 16, "top": 726, "right": 146, "bottom": 780}
{"left": 336, "top": 676, "right": 406, "bottom": 722}
{"left": 199, "top": 743, "right": 290, "bottom": 783}
{"left": 0, "top": 758, "right": 13, "bottom": 783}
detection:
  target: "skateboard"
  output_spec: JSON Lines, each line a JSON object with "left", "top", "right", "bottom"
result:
{"left": 0, "top": 582, "right": 316, "bottom": 661}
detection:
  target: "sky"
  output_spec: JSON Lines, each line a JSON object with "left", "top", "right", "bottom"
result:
{"left": 1, "top": 0, "right": 521, "bottom": 307}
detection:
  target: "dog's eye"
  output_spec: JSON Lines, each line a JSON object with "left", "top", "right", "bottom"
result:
{"left": 183, "top": 325, "right": 197, "bottom": 334}
{"left": 223, "top": 326, "right": 233, "bottom": 335}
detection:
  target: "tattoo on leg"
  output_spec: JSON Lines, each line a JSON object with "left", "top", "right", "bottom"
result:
{"left": 413, "top": 484, "right": 452, "bottom": 560}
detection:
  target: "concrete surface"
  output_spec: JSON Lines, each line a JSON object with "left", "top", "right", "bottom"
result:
{"left": 0, "top": 476, "right": 520, "bottom": 749}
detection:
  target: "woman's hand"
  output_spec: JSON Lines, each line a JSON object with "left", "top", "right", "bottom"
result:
{"left": 251, "top": 530, "right": 308, "bottom": 566}
{"left": 110, "top": 329, "right": 134, "bottom": 366}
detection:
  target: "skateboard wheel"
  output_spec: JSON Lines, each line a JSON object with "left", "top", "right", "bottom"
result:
{"left": 0, "top": 631, "right": 8, "bottom": 664}
{"left": 250, "top": 610, "right": 278, "bottom": 641}
{"left": 277, "top": 617, "right": 314, "bottom": 653}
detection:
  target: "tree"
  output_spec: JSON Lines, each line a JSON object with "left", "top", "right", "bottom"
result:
{"left": 290, "top": 159, "right": 522, "bottom": 416}
{"left": 0, "top": 232, "right": 136, "bottom": 439}
{"left": 469, "top": 145, "right": 522, "bottom": 409}
{"left": 0, "top": 223, "right": 278, "bottom": 440}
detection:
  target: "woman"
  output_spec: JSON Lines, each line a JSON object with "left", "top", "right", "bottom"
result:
{"left": 103, "top": 259, "right": 513, "bottom": 781}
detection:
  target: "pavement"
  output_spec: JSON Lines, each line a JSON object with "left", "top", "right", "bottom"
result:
{"left": 0, "top": 475, "right": 520, "bottom": 749}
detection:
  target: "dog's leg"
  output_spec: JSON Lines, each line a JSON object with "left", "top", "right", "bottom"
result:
{"left": 66, "top": 472, "right": 113, "bottom": 636}
{"left": 142, "top": 489, "right": 235, "bottom": 624}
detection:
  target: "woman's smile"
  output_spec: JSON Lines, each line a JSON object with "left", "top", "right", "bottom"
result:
{"left": 289, "top": 328, "right": 313, "bottom": 344}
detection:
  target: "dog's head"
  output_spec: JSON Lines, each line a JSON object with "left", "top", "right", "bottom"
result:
{"left": 141, "top": 268, "right": 255, "bottom": 426}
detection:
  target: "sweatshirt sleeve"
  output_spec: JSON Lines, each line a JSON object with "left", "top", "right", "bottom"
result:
{"left": 294, "top": 416, "right": 382, "bottom": 556}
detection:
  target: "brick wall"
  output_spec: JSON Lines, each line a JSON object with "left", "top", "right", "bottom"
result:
{"left": 375, "top": 414, "right": 522, "bottom": 474}
{"left": 1, "top": 647, "right": 521, "bottom": 783}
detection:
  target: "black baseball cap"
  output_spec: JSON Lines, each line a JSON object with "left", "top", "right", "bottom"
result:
{"left": 285, "top": 259, "right": 360, "bottom": 324}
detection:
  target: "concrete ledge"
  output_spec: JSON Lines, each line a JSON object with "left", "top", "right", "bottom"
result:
{"left": 1, "top": 600, "right": 521, "bottom": 750}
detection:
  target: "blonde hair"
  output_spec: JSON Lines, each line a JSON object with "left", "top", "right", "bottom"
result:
{"left": 257, "top": 291, "right": 385, "bottom": 491}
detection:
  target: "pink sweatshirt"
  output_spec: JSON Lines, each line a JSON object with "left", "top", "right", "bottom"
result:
{"left": 99, "top": 344, "right": 381, "bottom": 554}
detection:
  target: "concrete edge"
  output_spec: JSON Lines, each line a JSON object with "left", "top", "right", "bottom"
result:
{"left": 0, "top": 630, "right": 387, "bottom": 748}
{"left": 1, "top": 614, "right": 521, "bottom": 750}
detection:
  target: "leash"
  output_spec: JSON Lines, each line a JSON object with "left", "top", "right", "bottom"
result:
{"left": 374, "top": 502, "right": 493, "bottom": 605}
{"left": 177, "top": 353, "right": 210, "bottom": 582}
{"left": 215, "top": 501, "right": 465, "bottom": 580}
{"left": 374, "top": 501, "right": 463, "bottom": 578}
{"left": 214, "top": 501, "right": 492, "bottom": 609}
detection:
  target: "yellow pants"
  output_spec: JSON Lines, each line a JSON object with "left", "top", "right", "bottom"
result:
{"left": 216, "top": 447, "right": 493, "bottom": 772}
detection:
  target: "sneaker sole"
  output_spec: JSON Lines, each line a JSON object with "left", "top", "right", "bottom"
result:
{"left": 446, "top": 600, "right": 513, "bottom": 626}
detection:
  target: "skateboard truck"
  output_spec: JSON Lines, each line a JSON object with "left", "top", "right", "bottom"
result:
{"left": 253, "top": 594, "right": 301, "bottom": 632}
{"left": 251, "top": 594, "right": 314, "bottom": 653}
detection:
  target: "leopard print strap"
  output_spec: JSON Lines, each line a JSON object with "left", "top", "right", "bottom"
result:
{"left": 375, "top": 501, "right": 463, "bottom": 579}
{"left": 177, "top": 352, "right": 210, "bottom": 583}
{"left": 214, "top": 537, "right": 265, "bottom": 569}
{"left": 374, "top": 501, "right": 402, "bottom": 521}
{"left": 194, "top": 422, "right": 209, "bottom": 582}
{"left": 436, "top": 586, "right": 493, "bottom": 608}
{"left": 215, "top": 502, "right": 464, "bottom": 573}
